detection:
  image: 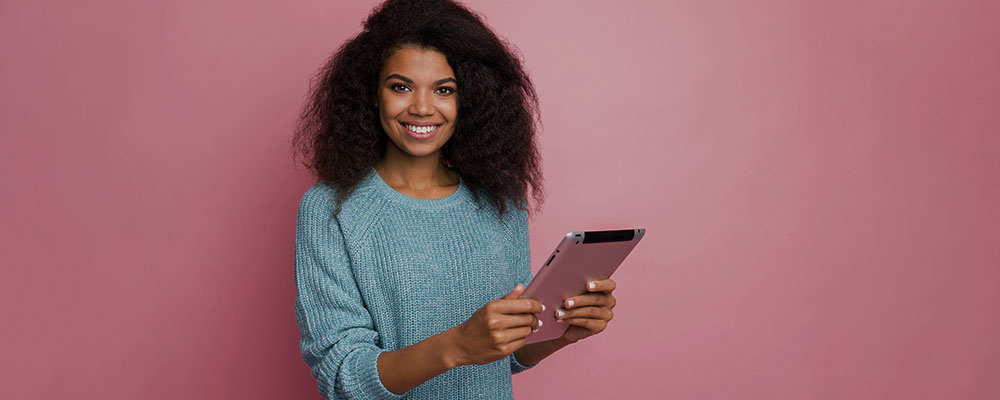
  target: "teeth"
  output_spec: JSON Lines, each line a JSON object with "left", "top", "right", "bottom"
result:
{"left": 405, "top": 124, "right": 438, "bottom": 134}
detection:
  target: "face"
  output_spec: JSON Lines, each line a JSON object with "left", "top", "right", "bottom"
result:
{"left": 376, "top": 45, "right": 458, "bottom": 160}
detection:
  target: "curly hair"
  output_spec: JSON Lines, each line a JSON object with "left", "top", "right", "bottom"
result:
{"left": 292, "top": 0, "right": 544, "bottom": 219}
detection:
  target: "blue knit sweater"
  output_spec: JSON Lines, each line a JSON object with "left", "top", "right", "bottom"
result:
{"left": 294, "top": 167, "right": 538, "bottom": 399}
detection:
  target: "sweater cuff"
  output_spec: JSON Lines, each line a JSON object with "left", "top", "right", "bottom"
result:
{"left": 317, "top": 348, "right": 405, "bottom": 399}
{"left": 509, "top": 352, "right": 538, "bottom": 374}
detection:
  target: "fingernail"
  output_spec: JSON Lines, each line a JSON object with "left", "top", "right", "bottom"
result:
{"left": 566, "top": 300, "right": 575, "bottom": 308}
{"left": 588, "top": 282, "right": 596, "bottom": 290}
{"left": 556, "top": 319, "right": 564, "bottom": 323}
{"left": 541, "top": 304, "right": 546, "bottom": 312}
{"left": 556, "top": 310, "right": 565, "bottom": 318}
{"left": 532, "top": 327, "right": 539, "bottom": 333}
{"left": 537, "top": 320, "right": 544, "bottom": 328}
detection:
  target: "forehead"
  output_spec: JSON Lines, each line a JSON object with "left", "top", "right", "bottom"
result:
{"left": 380, "top": 46, "right": 455, "bottom": 80}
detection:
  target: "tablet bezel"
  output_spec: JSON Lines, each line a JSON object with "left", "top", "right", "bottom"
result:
{"left": 520, "top": 228, "right": 645, "bottom": 344}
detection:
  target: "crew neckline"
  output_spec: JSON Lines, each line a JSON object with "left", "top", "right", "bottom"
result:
{"left": 366, "top": 166, "right": 470, "bottom": 210}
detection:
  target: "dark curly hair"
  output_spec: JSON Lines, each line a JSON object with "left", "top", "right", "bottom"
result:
{"left": 292, "top": 0, "right": 544, "bottom": 218}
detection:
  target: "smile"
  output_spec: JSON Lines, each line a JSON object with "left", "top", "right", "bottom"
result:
{"left": 400, "top": 121, "right": 442, "bottom": 140}
{"left": 403, "top": 123, "right": 441, "bottom": 134}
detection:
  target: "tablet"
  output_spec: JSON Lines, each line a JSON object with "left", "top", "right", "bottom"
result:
{"left": 520, "top": 228, "right": 645, "bottom": 344}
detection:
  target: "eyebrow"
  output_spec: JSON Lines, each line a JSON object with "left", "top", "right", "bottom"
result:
{"left": 384, "top": 73, "right": 456, "bottom": 86}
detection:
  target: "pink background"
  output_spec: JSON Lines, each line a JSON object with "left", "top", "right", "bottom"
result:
{"left": 2, "top": 0, "right": 998, "bottom": 399}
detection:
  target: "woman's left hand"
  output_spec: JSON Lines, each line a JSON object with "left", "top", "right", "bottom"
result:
{"left": 555, "top": 279, "right": 616, "bottom": 344}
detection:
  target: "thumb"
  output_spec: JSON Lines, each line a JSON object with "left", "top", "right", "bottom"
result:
{"left": 502, "top": 283, "right": 525, "bottom": 300}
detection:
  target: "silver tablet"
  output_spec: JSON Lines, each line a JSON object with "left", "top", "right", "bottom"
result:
{"left": 520, "top": 228, "right": 645, "bottom": 344}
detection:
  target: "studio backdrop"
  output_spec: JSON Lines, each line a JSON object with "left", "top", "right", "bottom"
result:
{"left": 1, "top": 0, "right": 998, "bottom": 399}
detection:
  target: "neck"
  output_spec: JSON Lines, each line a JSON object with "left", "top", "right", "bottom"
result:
{"left": 375, "top": 144, "right": 458, "bottom": 190}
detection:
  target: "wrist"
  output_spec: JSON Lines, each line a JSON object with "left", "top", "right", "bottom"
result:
{"left": 437, "top": 327, "right": 463, "bottom": 370}
{"left": 553, "top": 332, "right": 579, "bottom": 347}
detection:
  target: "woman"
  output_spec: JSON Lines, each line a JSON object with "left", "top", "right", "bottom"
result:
{"left": 292, "top": 0, "right": 617, "bottom": 398}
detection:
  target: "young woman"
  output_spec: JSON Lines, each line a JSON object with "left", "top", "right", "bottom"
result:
{"left": 292, "top": 1, "right": 617, "bottom": 398}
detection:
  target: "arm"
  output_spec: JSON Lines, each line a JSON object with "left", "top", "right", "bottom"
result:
{"left": 375, "top": 329, "right": 455, "bottom": 394}
{"left": 512, "top": 336, "right": 573, "bottom": 367}
{"left": 377, "top": 319, "right": 530, "bottom": 393}
{"left": 296, "top": 186, "right": 450, "bottom": 398}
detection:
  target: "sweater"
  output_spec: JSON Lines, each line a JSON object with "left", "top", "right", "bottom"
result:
{"left": 294, "top": 166, "right": 538, "bottom": 399}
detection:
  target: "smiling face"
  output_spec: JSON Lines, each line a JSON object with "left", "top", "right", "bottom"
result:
{"left": 376, "top": 45, "right": 458, "bottom": 161}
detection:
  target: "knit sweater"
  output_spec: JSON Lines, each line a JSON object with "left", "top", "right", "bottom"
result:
{"left": 294, "top": 166, "right": 538, "bottom": 399}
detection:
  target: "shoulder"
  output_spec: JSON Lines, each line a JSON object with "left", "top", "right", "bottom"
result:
{"left": 297, "top": 179, "right": 388, "bottom": 242}
{"left": 505, "top": 201, "right": 529, "bottom": 227}
{"left": 297, "top": 176, "right": 382, "bottom": 214}
{"left": 498, "top": 196, "right": 529, "bottom": 224}
{"left": 297, "top": 182, "right": 337, "bottom": 218}
{"left": 486, "top": 197, "right": 528, "bottom": 241}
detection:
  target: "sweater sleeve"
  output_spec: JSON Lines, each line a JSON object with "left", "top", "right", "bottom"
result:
{"left": 294, "top": 185, "right": 404, "bottom": 400}
{"left": 508, "top": 205, "right": 540, "bottom": 374}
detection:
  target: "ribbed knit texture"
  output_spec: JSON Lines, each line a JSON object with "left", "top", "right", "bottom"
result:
{"left": 295, "top": 167, "right": 538, "bottom": 399}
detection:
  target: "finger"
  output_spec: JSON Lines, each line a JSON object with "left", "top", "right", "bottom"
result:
{"left": 503, "top": 283, "right": 525, "bottom": 300}
{"left": 554, "top": 306, "right": 613, "bottom": 321}
{"left": 585, "top": 279, "right": 616, "bottom": 293}
{"left": 557, "top": 317, "right": 608, "bottom": 334}
{"left": 490, "top": 298, "right": 544, "bottom": 314}
{"left": 487, "top": 314, "right": 537, "bottom": 330}
{"left": 564, "top": 293, "right": 614, "bottom": 309}
{"left": 491, "top": 326, "right": 534, "bottom": 344}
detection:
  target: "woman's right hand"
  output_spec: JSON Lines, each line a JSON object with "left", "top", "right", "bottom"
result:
{"left": 447, "top": 284, "right": 544, "bottom": 367}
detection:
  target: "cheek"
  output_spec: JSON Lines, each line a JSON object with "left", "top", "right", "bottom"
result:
{"left": 378, "top": 90, "right": 400, "bottom": 111}
{"left": 376, "top": 107, "right": 392, "bottom": 130}
{"left": 440, "top": 99, "right": 458, "bottom": 123}
{"left": 377, "top": 97, "right": 402, "bottom": 126}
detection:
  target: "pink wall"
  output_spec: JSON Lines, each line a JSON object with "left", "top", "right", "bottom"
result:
{"left": 2, "top": 0, "right": 998, "bottom": 399}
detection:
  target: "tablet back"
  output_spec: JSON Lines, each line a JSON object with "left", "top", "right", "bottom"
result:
{"left": 521, "top": 228, "right": 645, "bottom": 344}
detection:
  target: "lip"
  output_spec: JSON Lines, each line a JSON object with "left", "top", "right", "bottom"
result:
{"left": 401, "top": 121, "right": 443, "bottom": 126}
{"left": 399, "top": 121, "right": 442, "bottom": 141}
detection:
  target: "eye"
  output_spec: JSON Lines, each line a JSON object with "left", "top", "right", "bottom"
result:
{"left": 436, "top": 86, "right": 456, "bottom": 95}
{"left": 391, "top": 83, "right": 411, "bottom": 92}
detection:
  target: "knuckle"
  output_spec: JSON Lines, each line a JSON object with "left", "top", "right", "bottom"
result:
{"left": 487, "top": 318, "right": 501, "bottom": 329}
{"left": 491, "top": 331, "right": 505, "bottom": 343}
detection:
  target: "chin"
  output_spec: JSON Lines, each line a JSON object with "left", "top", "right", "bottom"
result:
{"left": 391, "top": 135, "right": 452, "bottom": 159}
{"left": 388, "top": 138, "right": 443, "bottom": 159}
{"left": 402, "top": 148, "right": 442, "bottom": 159}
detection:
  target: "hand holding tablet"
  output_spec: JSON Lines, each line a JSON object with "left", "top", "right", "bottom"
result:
{"left": 519, "top": 228, "right": 645, "bottom": 344}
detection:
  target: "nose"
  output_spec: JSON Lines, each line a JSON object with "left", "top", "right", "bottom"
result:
{"left": 408, "top": 89, "right": 434, "bottom": 116}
